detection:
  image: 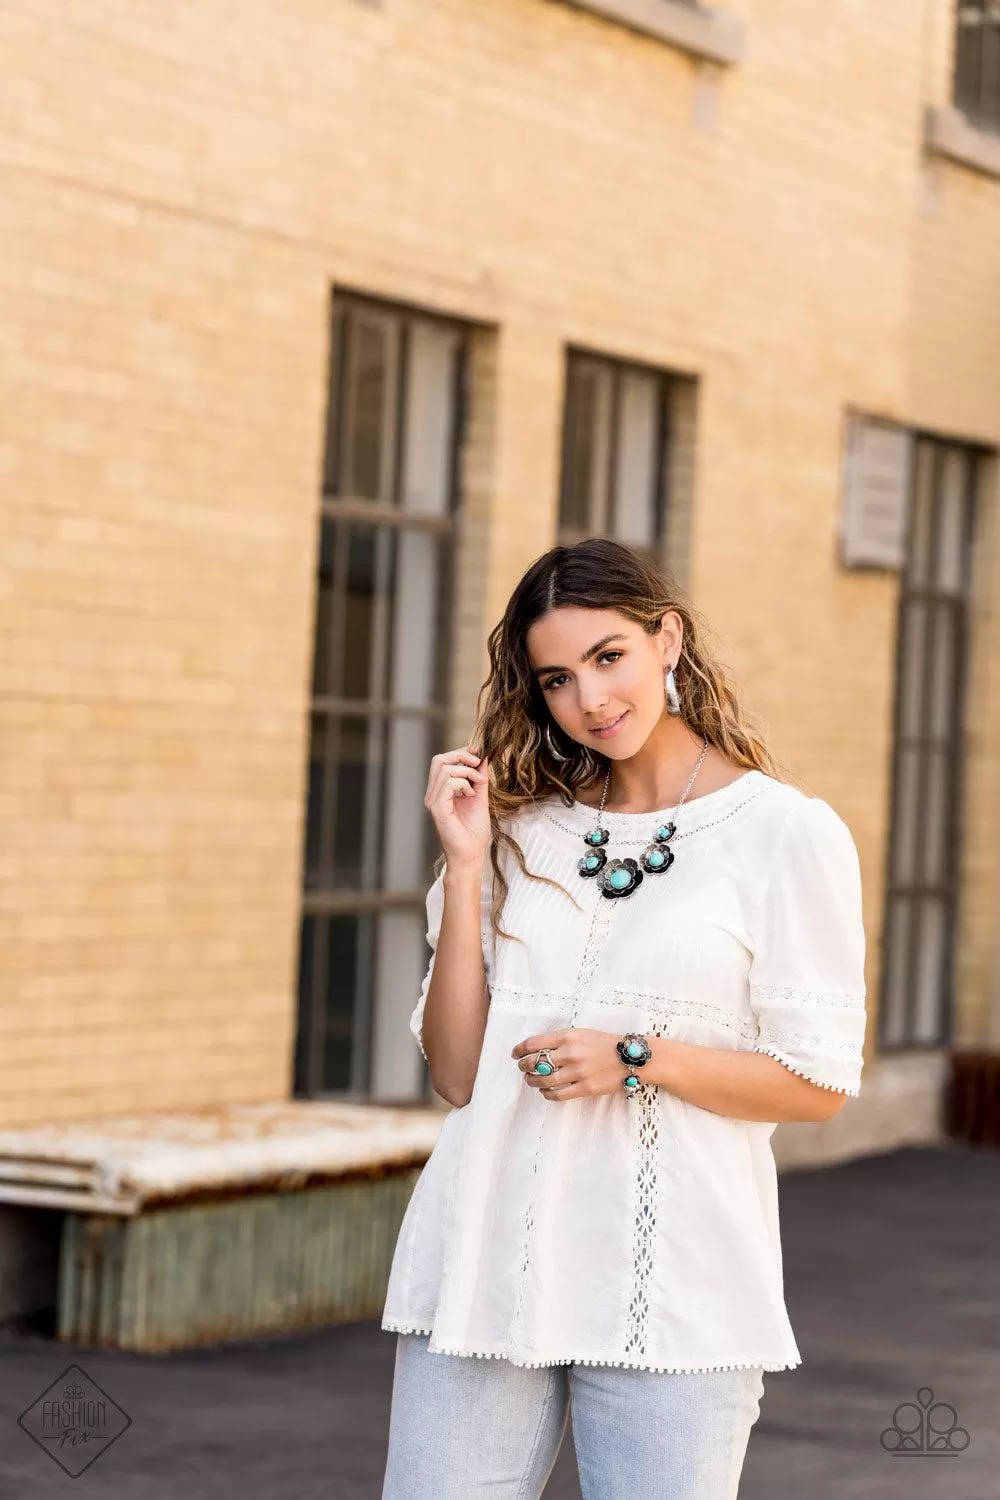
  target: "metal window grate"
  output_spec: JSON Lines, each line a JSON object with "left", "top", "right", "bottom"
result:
{"left": 296, "top": 291, "right": 469, "bottom": 1104}
{"left": 557, "top": 347, "right": 689, "bottom": 570}
{"left": 878, "top": 438, "right": 982, "bottom": 1052}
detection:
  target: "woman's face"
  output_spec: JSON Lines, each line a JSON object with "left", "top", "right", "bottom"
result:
{"left": 526, "top": 606, "right": 680, "bottom": 759}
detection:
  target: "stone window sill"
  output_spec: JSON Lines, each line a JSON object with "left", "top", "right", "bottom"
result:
{"left": 548, "top": 0, "right": 744, "bottom": 66}
{"left": 924, "top": 104, "right": 1000, "bottom": 182}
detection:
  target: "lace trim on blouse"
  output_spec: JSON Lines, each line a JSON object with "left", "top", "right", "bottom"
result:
{"left": 623, "top": 1016, "right": 669, "bottom": 1359}
{"left": 380, "top": 1318, "right": 796, "bottom": 1373}
{"left": 753, "top": 1045, "right": 861, "bottom": 1097}
{"left": 489, "top": 984, "right": 758, "bottom": 1042}
{"left": 749, "top": 980, "right": 867, "bottom": 1096}
{"left": 537, "top": 784, "right": 767, "bottom": 846}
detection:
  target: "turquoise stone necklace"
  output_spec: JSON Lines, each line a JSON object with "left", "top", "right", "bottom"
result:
{"left": 577, "top": 739, "right": 710, "bottom": 900}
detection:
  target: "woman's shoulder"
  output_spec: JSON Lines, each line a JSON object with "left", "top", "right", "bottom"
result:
{"left": 749, "top": 774, "right": 860, "bottom": 861}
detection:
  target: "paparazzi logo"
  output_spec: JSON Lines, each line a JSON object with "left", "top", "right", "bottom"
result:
{"left": 880, "top": 1385, "right": 970, "bottom": 1457}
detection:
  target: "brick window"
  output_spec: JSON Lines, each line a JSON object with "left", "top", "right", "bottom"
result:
{"left": 954, "top": 1, "right": 1000, "bottom": 135}
{"left": 296, "top": 291, "right": 468, "bottom": 1102}
{"left": 879, "top": 438, "right": 985, "bottom": 1050}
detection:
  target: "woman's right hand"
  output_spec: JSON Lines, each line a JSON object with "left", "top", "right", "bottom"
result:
{"left": 425, "top": 745, "right": 491, "bottom": 869}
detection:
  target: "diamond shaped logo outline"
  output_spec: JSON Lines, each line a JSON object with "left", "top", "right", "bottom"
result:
{"left": 17, "top": 1362, "right": 132, "bottom": 1478}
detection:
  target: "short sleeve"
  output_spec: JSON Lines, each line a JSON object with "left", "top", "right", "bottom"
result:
{"left": 409, "top": 858, "right": 497, "bottom": 1063}
{"left": 748, "top": 796, "right": 867, "bottom": 1097}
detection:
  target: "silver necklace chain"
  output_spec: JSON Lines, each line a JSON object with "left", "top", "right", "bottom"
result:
{"left": 577, "top": 738, "right": 712, "bottom": 897}
{"left": 593, "top": 737, "right": 710, "bottom": 831}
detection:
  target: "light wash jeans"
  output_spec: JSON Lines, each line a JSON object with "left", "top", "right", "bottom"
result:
{"left": 381, "top": 1332, "right": 765, "bottom": 1500}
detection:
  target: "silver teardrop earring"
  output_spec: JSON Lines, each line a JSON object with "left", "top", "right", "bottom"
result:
{"left": 664, "top": 661, "right": 682, "bottom": 717}
{"left": 543, "top": 721, "right": 572, "bottom": 762}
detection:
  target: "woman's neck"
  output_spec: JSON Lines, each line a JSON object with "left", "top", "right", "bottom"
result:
{"left": 582, "top": 721, "right": 743, "bottom": 812}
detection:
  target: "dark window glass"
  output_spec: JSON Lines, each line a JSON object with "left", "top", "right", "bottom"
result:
{"left": 558, "top": 350, "right": 670, "bottom": 560}
{"left": 297, "top": 293, "right": 465, "bottom": 1101}
{"left": 295, "top": 913, "right": 374, "bottom": 1095}
{"left": 880, "top": 439, "right": 979, "bottom": 1051}
{"left": 954, "top": 1, "right": 1000, "bottom": 135}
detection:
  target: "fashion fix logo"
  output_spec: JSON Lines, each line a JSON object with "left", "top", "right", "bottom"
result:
{"left": 880, "top": 1385, "right": 970, "bottom": 1457}
{"left": 18, "top": 1363, "right": 131, "bottom": 1477}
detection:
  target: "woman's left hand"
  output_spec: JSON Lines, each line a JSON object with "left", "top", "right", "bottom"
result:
{"left": 511, "top": 1029, "right": 634, "bottom": 1101}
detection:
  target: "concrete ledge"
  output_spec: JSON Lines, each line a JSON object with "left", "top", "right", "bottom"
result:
{"left": 0, "top": 1101, "right": 445, "bottom": 1216}
{"left": 548, "top": 0, "right": 744, "bottom": 66}
{"left": 925, "top": 104, "right": 1000, "bottom": 182}
{"left": 772, "top": 1049, "right": 948, "bottom": 1172}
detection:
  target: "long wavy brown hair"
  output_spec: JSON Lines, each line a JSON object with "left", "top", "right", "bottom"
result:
{"left": 452, "top": 538, "right": 788, "bottom": 943}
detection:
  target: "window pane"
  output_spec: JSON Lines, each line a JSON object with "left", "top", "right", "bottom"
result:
{"left": 881, "top": 897, "right": 911, "bottom": 1047}
{"left": 561, "top": 358, "right": 613, "bottom": 535}
{"left": 342, "top": 523, "right": 395, "bottom": 702}
{"left": 303, "top": 712, "right": 332, "bottom": 889}
{"left": 302, "top": 711, "right": 390, "bottom": 891}
{"left": 322, "top": 913, "right": 374, "bottom": 1092}
{"left": 296, "top": 912, "right": 374, "bottom": 1095}
{"left": 897, "top": 600, "right": 927, "bottom": 740}
{"left": 955, "top": 3, "right": 984, "bottom": 111}
{"left": 912, "top": 898, "right": 946, "bottom": 1043}
{"left": 928, "top": 605, "right": 958, "bottom": 745}
{"left": 891, "top": 744, "right": 921, "bottom": 886}
{"left": 614, "top": 370, "right": 660, "bottom": 549}
{"left": 905, "top": 440, "right": 935, "bottom": 589}
{"left": 391, "top": 528, "right": 442, "bottom": 710}
{"left": 922, "top": 746, "right": 952, "bottom": 887}
{"left": 935, "top": 448, "right": 970, "bottom": 597}
{"left": 986, "top": 13, "right": 1000, "bottom": 133}
{"left": 372, "top": 907, "right": 431, "bottom": 1099}
{"left": 401, "top": 322, "right": 461, "bottom": 517}
{"left": 313, "top": 521, "right": 396, "bottom": 702}
{"left": 344, "top": 314, "right": 397, "bottom": 502}
{"left": 383, "top": 716, "right": 436, "bottom": 892}
{"left": 332, "top": 714, "right": 388, "bottom": 890}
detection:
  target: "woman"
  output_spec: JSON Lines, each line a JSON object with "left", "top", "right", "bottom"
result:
{"left": 380, "top": 538, "right": 867, "bottom": 1500}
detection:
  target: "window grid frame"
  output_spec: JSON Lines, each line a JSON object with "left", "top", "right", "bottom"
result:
{"left": 878, "top": 436, "right": 982, "bottom": 1053}
{"left": 297, "top": 288, "right": 468, "bottom": 1102}
{"left": 557, "top": 344, "right": 673, "bottom": 566}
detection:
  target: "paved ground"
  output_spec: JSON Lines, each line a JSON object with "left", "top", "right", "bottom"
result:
{"left": 0, "top": 1143, "right": 997, "bottom": 1499}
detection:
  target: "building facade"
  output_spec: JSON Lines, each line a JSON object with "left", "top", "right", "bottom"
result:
{"left": 2, "top": 0, "right": 999, "bottom": 1158}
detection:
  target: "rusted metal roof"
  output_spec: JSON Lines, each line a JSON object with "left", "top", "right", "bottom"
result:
{"left": 0, "top": 1101, "right": 445, "bottom": 1216}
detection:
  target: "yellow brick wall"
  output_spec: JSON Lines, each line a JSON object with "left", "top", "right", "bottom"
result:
{"left": 0, "top": 0, "right": 996, "bottom": 1123}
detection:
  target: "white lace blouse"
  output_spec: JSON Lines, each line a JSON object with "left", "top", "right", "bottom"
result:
{"left": 381, "top": 769, "right": 867, "bottom": 1373}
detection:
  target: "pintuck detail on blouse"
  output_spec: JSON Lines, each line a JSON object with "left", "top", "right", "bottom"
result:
{"left": 384, "top": 770, "right": 868, "bottom": 1374}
